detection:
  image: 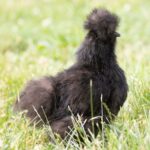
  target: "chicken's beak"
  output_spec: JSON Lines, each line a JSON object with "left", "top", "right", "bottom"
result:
{"left": 114, "top": 32, "right": 120, "bottom": 37}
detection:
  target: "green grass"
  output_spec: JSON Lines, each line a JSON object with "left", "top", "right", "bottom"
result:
{"left": 0, "top": 0, "right": 150, "bottom": 149}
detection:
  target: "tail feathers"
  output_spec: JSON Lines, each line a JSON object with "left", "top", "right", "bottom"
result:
{"left": 84, "top": 8, "right": 119, "bottom": 36}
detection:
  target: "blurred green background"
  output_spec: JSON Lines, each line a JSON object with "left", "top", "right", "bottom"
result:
{"left": 0, "top": 0, "right": 149, "bottom": 149}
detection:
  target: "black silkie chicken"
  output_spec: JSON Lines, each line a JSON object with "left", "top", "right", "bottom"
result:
{"left": 14, "top": 8, "right": 128, "bottom": 139}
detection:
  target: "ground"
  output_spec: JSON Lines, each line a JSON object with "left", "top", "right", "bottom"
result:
{"left": 0, "top": 0, "right": 150, "bottom": 149}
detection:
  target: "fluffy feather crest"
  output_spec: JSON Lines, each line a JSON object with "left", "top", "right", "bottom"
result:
{"left": 84, "top": 8, "right": 120, "bottom": 38}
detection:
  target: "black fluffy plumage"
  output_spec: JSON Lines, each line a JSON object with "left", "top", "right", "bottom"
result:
{"left": 14, "top": 8, "right": 128, "bottom": 139}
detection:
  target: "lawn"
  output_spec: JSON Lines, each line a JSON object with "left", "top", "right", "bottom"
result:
{"left": 0, "top": 0, "right": 150, "bottom": 149}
